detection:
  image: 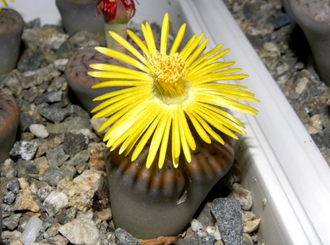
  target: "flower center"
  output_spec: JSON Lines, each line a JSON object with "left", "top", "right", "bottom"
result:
{"left": 150, "top": 53, "right": 186, "bottom": 99}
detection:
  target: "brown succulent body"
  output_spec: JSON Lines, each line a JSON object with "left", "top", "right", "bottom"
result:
{"left": 0, "top": 8, "right": 24, "bottom": 75}
{"left": 105, "top": 124, "right": 234, "bottom": 238}
{"left": 0, "top": 93, "right": 20, "bottom": 163}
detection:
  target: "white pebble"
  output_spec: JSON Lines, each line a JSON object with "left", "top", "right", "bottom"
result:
{"left": 43, "top": 192, "right": 68, "bottom": 216}
{"left": 295, "top": 77, "right": 309, "bottom": 94}
{"left": 191, "top": 219, "right": 203, "bottom": 232}
{"left": 20, "top": 216, "right": 42, "bottom": 245}
{"left": 206, "top": 225, "right": 221, "bottom": 241}
{"left": 29, "top": 124, "right": 49, "bottom": 138}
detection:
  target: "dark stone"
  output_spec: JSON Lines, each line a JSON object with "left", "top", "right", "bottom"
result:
{"left": 2, "top": 214, "right": 20, "bottom": 230}
{"left": 178, "top": 238, "right": 200, "bottom": 245}
{"left": 16, "top": 159, "right": 40, "bottom": 177}
{"left": 19, "top": 113, "right": 35, "bottom": 132}
{"left": 115, "top": 228, "right": 140, "bottom": 245}
{"left": 201, "top": 235, "right": 216, "bottom": 245}
{"left": 34, "top": 91, "right": 63, "bottom": 105}
{"left": 196, "top": 202, "right": 215, "bottom": 227}
{"left": 39, "top": 165, "right": 76, "bottom": 187}
{"left": 38, "top": 105, "right": 71, "bottom": 123}
{"left": 211, "top": 198, "right": 243, "bottom": 245}
{"left": 243, "top": 3, "right": 253, "bottom": 19}
{"left": 268, "top": 14, "right": 291, "bottom": 30}
{"left": 39, "top": 213, "right": 57, "bottom": 232}
{"left": 6, "top": 180, "right": 20, "bottom": 194}
{"left": 311, "top": 133, "right": 330, "bottom": 149}
{"left": 17, "top": 49, "right": 44, "bottom": 72}
{"left": 63, "top": 133, "right": 86, "bottom": 156}
{"left": 2, "top": 192, "right": 16, "bottom": 205}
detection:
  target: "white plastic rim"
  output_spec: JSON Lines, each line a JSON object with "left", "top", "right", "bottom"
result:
{"left": 10, "top": 0, "right": 330, "bottom": 244}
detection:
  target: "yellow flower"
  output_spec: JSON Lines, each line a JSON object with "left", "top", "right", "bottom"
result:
{"left": 0, "top": 0, "right": 13, "bottom": 11}
{"left": 88, "top": 13, "right": 259, "bottom": 169}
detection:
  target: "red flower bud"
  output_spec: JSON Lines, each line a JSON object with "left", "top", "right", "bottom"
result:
{"left": 96, "top": 0, "right": 136, "bottom": 23}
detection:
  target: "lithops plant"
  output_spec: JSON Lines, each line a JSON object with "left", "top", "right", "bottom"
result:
{"left": 0, "top": 92, "right": 20, "bottom": 163}
{"left": 89, "top": 13, "right": 259, "bottom": 238}
{"left": 0, "top": 0, "right": 24, "bottom": 75}
{"left": 56, "top": 0, "right": 104, "bottom": 36}
{"left": 65, "top": 0, "right": 137, "bottom": 113}
{"left": 282, "top": 0, "right": 330, "bottom": 86}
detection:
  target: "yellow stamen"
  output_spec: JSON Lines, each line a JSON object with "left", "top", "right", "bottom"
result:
{"left": 150, "top": 53, "right": 186, "bottom": 100}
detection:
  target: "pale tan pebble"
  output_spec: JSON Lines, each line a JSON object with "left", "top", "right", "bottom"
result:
{"left": 243, "top": 211, "right": 256, "bottom": 222}
{"left": 20, "top": 132, "right": 35, "bottom": 141}
{"left": 89, "top": 155, "right": 106, "bottom": 171}
{"left": 34, "top": 156, "right": 49, "bottom": 175}
{"left": 295, "top": 77, "right": 309, "bottom": 94}
{"left": 57, "top": 179, "right": 94, "bottom": 212}
{"left": 214, "top": 240, "right": 224, "bottom": 245}
{"left": 97, "top": 208, "right": 112, "bottom": 221}
{"left": 263, "top": 42, "right": 279, "bottom": 52}
{"left": 13, "top": 187, "right": 40, "bottom": 212}
{"left": 306, "top": 125, "right": 321, "bottom": 134}
{"left": 310, "top": 114, "right": 323, "bottom": 131}
{"left": 1, "top": 230, "right": 22, "bottom": 240}
{"left": 243, "top": 218, "right": 261, "bottom": 233}
{"left": 29, "top": 182, "right": 39, "bottom": 195}
{"left": 18, "top": 178, "right": 29, "bottom": 189}
{"left": 73, "top": 169, "right": 105, "bottom": 192}
{"left": 88, "top": 142, "right": 107, "bottom": 156}
{"left": 243, "top": 233, "right": 254, "bottom": 245}
{"left": 8, "top": 240, "right": 23, "bottom": 245}
{"left": 77, "top": 128, "right": 96, "bottom": 140}
{"left": 90, "top": 118, "right": 108, "bottom": 138}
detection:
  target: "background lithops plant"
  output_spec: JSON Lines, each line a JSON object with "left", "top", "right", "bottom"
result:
{"left": 282, "top": 0, "right": 330, "bottom": 86}
{"left": 0, "top": 92, "right": 20, "bottom": 163}
{"left": 0, "top": 0, "right": 24, "bottom": 76}
{"left": 89, "top": 13, "right": 259, "bottom": 238}
{"left": 65, "top": 0, "right": 137, "bottom": 113}
{"left": 56, "top": 0, "right": 104, "bottom": 36}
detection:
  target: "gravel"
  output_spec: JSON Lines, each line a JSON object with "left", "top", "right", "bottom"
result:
{"left": 224, "top": 0, "right": 330, "bottom": 166}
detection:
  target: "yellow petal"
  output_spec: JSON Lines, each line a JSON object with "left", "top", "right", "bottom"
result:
{"left": 0, "top": 0, "right": 8, "bottom": 6}
{"left": 181, "top": 33, "right": 204, "bottom": 62}
{"left": 88, "top": 71, "right": 148, "bottom": 81}
{"left": 194, "top": 106, "right": 239, "bottom": 139}
{"left": 178, "top": 110, "right": 196, "bottom": 150}
{"left": 190, "top": 110, "right": 225, "bottom": 145}
{"left": 142, "top": 23, "right": 157, "bottom": 56}
{"left": 146, "top": 111, "right": 170, "bottom": 168}
{"left": 92, "top": 80, "right": 150, "bottom": 88}
{"left": 172, "top": 111, "right": 181, "bottom": 159}
{"left": 179, "top": 34, "right": 196, "bottom": 58}
{"left": 127, "top": 30, "right": 151, "bottom": 59}
{"left": 160, "top": 13, "right": 170, "bottom": 55}
{"left": 196, "top": 94, "right": 258, "bottom": 115}
{"left": 197, "top": 102, "right": 245, "bottom": 128}
{"left": 109, "top": 31, "right": 153, "bottom": 70}
{"left": 95, "top": 47, "right": 150, "bottom": 73}
{"left": 185, "top": 38, "right": 209, "bottom": 69}
{"left": 132, "top": 111, "right": 162, "bottom": 163}
{"left": 185, "top": 109, "right": 211, "bottom": 144}
{"left": 90, "top": 63, "right": 146, "bottom": 76}
{"left": 189, "top": 43, "right": 224, "bottom": 70}
{"left": 169, "top": 24, "right": 186, "bottom": 56}
{"left": 92, "top": 89, "right": 149, "bottom": 115}
{"left": 187, "top": 61, "right": 236, "bottom": 79}
{"left": 191, "top": 48, "right": 230, "bottom": 72}
{"left": 93, "top": 87, "right": 141, "bottom": 101}
{"left": 158, "top": 115, "right": 171, "bottom": 168}
{"left": 178, "top": 111, "right": 191, "bottom": 162}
